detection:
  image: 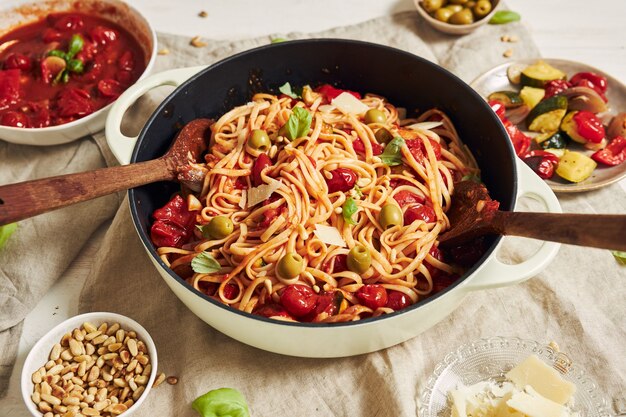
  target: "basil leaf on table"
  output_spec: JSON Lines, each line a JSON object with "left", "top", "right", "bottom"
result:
{"left": 0, "top": 223, "right": 17, "bottom": 250}
{"left": 191, "top": 251, "right": 221, "bottom": 274}
{"left": 380, "top": 136, "right": 405, "bottom": 166}
{"left": 489, "top": 11, "right": 521, "bottom": 25}
{"left": 284, "top": 107, "right": 312, "bottom": 140}
{"left": 278, "top": 82, "right": 301, "bottom": 99}
{"left": 342, "top": 197, "right": 358, "bottom": 225}
{"left": 612, "top": 251, "right": 626, "bottom": 265}
{"left": 192, "top": 388, "right": 250, "bottom": 417}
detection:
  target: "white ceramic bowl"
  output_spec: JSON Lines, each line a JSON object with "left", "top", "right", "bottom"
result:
{"left": 0, "top": 0, "right": 157, "bottom": 146}
{"left": 21, "top": 312, "right": 158, "bottom": 417}
{"left": 419, "top": 336, "right": 612, "bottom": 417}
{"left": 414, "top": 0, "right": 501, "bottom": 35}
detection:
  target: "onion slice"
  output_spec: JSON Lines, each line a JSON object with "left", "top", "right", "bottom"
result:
{"left": 561, "top": 86, "right": 608, "bottom": 113}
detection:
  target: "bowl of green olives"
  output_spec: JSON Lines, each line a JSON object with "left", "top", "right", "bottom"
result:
{"left": 414, "top": 0, "right": 500, "bottom": 35}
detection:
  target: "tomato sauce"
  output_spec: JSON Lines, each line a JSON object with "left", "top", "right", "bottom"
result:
{"left": 0, "top": 12, "right": 146, "bottom": 128}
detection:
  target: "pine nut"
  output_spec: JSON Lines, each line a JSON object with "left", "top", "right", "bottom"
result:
{"left": 152, "top": 373, "right": 165, "bottom": 388}
{"left": 126, "top": 339, "right": 138, "bottom": 357}
{"left": 50, "top": 344, "right": 62, "bottom": 361}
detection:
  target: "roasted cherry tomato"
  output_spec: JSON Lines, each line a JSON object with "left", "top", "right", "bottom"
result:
{"left": 570, "top": 72, "right": 608, "bottom": 94}
{"left": 221, "top": 283, "right": 240, "bottom": 300}
{"left": 503, "top": 121, "right": 531, "bottom": 156}
{"left": 353, "top": 138, "right": 384, "bottom": 156}
{"left": 280, "top": 284, "right": 318, "bottom": 318}
{"left": 521, "top": 150, "right": 560, "bottom": 179}
{"left": 117, "top": 51, "right": 135, "bottom": 72}
{"left": 488, "top": 99, "right": 506, "bottom": 121}
{"left": 252, "top": 153, "right": 272, "bottom": 186}
{"left": 150, "top": 194, "right": 197, "bottom": 248}
{"left": 405, "top": 138, "right": 442, "bottom": 162}
{"left": 592, "top": 136, "right": 626, "bottom": 166}
{"left": 57, "top": 88, "right": 94, "bottom": 118}
{"left": 53, "top": 14, "right": 84, "bottom": 31}
{"left": 573, "top": 111, "right": 605, "bottom": 143}
{"left": 316, "top": 84, "right": 361, "bottom": 103}
{"left": 254, "top": 303, "right": 293, "bottom": 320}
{"left": 393, "top": 190, "right": 425, "bottom": 207}
{"left": 4, "top": 53, "right": 31, "bottom": 71}
{"left": 325, "top": 167, "right": 357, "bottom": 193}
{"left": 425, "top": 245, "right": 444, "bottom": 280}
{"left": 97, "top": 79, "right": 124, "bottom": 98}
{"left": 385, "top": 290, "right": 411, "bottom": 311}
{"left": 42, "top": 28, "right": 62, "bottom": 43}
{"left": 573, "top": 78, "right": 608, "bottom": 102}
{"left": 356, "top": 284, "right": 388, "bottom": 310}
{"left": 404, "top": 203, "right": 436, "bottom": 225}
{"left": 544, "top": 79, "right": 572, "bottom": 99}
{"left": 90, "top": 26, "right": 118, "bottom": 46}
{"left": 331, "top": 254, "right": 348, "bottom": 273}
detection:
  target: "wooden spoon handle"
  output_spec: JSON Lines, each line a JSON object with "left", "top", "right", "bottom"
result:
{"left": 0, "top": 158, "right": 173, "bottom": 226}
{"left": 496, "top": 211, "right": 626, "bottom": 251}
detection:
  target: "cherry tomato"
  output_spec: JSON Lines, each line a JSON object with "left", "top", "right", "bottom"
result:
{"left": 150, "top": 221, "right": 187, "bottom": 248}
{"left": 150, "top": 194, "right": 197, "bottom": 248}
{"left": 404, "top": 203, "right": 436, "bottom": 224}
{"left": 221, "top": 283, "right": 240, "bottom": 300}
{"left": 0, "top": 111, "right": 29, "bottom": 128}
{"left": 573, "top": 111, "right": 605, "bottom": 143}
{"left": 592, "top": 136, "right": 626, "bottom": 166}
{"left": 90, "top": 26, "right": 118, "bottom": 46}
{"left": 325, "top": 168, "right": 357, "bottom": 193}
{"left": 53, "top": 14, "right": 84, "bottom": 31}
{"left": 280, "top": 284, "right": 318, "bottom": 318}
{"left": 117, "top": 51, "right": 135, "bottom": 72}
{"left": 353, "top": 138, "right": 384, "bottom": 156}
{"left": 425, "top": 245, "right": 444, "bottom": 280}
{"left": 332, "top": 254, "right": 348, "bottom": 273}
{"left": 405, "top": 138, "right": 442, "bottom": 162}
{"left": 116, "top": 70, "right": 133, "bottom": 85}
{"left": 393, "top": 190, "right": 425, "bottom": 207}
{"left": 488, "top": 99, "right": 506, "bottom": 121}
{"left": 0, "top": 69, "right": 21, "bottom": 106}
{"left": 252, "top": 153, "right": 272, "bottom": 186}
{"left": 97, "top": 79, "right": 124, "bottom": 98}
{"left": 385, "top": 290, "right": 411, "bottom": 311}
{"left": 570, "top": 72, "right": 608, "bottom": 94}
{"left": 4, "top": 53, "right": 31, "bottom": 71}
{"left": 313, "top": 291, "right": 344, "bottom": 318}
{"left": 357, "top": 285, "right": 388, "bottom": 310}
{"left": 315, "top": 84, "right": 361, "bottom": 103}
{"left": 543, "top": 79, "right": 572, "bottom": 99}
{"left": 56, "top": 88, "right": 94, "bottom": 118}
{"left": 572, "top": 78, "right": 608, "bottom": 102}
{"left": 254, "top": 303, "right": 293, "bottom": 320}
{"left": 42, "top": 28, "right": 62, "bottom": 43}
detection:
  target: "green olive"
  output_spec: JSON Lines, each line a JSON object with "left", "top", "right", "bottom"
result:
{"left": 434, "top": 7, "right": 454, "bottom": 22}
{"left": 347, "top": 245, "right": 372, "bottom": 274}
{"left": 206, "top": 216, "right": 234, "bottom": 239}
{"left": 248, "top": 129, "right": 271, "bottom": 151}
{"left": 449, "top": 8, "right": 474, "bottom": 24}
{"left": 421, "top": 0, "right": 444, "bottom": 13}
{"left": 379, "top": 204, "right": 403, "bottom": 230}
{"left": 449, "top": 0, "right": 467, "bottom": 4}
{"left": 277, "top": 252, "right": 304, "bottom": 279}
{"left": 364, "top": 109, "right": 387, "bottom": 125}
{"left": 444, "top": 4, "right": 463, "bottom": 13}
{"left": 375, "top": 128, "right": 394, "bottom": 145}
{"left": 473, "top": 0, "right": 492, "bottom": 17}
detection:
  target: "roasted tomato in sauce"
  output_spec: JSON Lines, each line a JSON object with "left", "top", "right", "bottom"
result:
{"left": 356, "top": 285, "right": 388, "bottom": 310}
{"left": 0, "top": 12, "right": 146, "bottom": 129}
{"left": 279, "top": 284, "right": 318, "bottom": 318}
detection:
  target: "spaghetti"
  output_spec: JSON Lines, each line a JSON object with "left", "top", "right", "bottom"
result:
{"left": 151, "top": 85, "right": 482, "bottom": 323}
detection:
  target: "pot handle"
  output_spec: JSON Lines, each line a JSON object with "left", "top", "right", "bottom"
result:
{"left": 463, "top": 159, "right": 562, "bottom": 291}
{"left": 105, "top": 65, "right": 207, "bottom": 165}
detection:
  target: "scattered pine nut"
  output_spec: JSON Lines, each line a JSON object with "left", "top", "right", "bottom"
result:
{"left": 503, "top": 49, "right": 514, "bottom": 58}
{"left": 152, "top": 373, "right": 166, "bottom": 388}
{"left": 158, "top": 48, "right": 170, "bottom": 56}
{"left": 198, "top": 11, "right": 208, "bottom": 18}
{"left": 190, "top": 36, "right": 207, "bottom": 48}
{"left": 166, "top": 376, "right": 178, "bottom": 385}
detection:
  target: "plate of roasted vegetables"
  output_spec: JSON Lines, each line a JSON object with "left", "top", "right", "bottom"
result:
{"left": 471, "top": 59, "right": 626, "bottom": 192}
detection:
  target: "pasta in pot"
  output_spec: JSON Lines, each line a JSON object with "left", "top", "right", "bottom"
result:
{"left": 151, "top": 85, "right": 484, "bottom": 323}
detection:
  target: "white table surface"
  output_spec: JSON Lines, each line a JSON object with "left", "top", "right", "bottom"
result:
{"left": 3, "top": 0, "right": 626, "bottom": 415}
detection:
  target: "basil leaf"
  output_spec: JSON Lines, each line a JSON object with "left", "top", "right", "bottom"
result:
{"left": 342, "top": 197, "right": 358, "bottom": 225}
{"left": 285, "top": 107, "right": 312, "bottom": 141}
{"left": 612, "top": 251, "right": 626, "bottom": 266}
{"left": 192, "top": 388, "right": 250, "bottom": 417}
{"left": 48, "top": 49, "right": 67, "bottom": 60}
{"left": 191, "top": 251, "right": 221, "bottom": 274}
{"left": 278, "top": 82, "right": 301, "bottom": 99}
{"left": 379, "top": 136, "right": 405, "bottom": 166}
{"left": 271, "top": 37, "right": 287, "bottom": 44}
{"left": 489, "top": 10, "right": 521, "bottom": 25}
{"left": 461, "top": 174, "right": 482, "bottom": 184}
{"left": 67, "top": 59, "right": 84, "bottom": 74}
{"left": 353, "top": 185, "right": 363, "bottom": 198}
{"left": 67, "top": 34, "right": 84, "bottom": 58}
{"left": 0, "top": 223, "right": 17, "bottom": 250}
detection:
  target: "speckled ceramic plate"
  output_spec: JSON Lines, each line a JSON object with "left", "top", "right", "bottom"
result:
{"left": 471, "top": 58, "right": 626, "bottom": 193}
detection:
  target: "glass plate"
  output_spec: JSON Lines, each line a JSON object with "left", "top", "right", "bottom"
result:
{"left": 418, "top": 336, "right": 612, "bottom": 417}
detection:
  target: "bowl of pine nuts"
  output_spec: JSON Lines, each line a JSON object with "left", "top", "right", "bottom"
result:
{"left": 20, "top": 312, "right": 158, "bottom": 417}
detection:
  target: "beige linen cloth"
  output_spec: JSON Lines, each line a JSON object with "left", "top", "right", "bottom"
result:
{"left": 1, "top": 10, "right": 624, "bottom": 416}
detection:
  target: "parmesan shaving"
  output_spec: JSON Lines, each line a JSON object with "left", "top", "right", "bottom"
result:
{"left": 317, "top": 104, "right": 336, "bottom": 113}
{"left": 313, "top": 225, "right": 347, "bottom": 247}
{"left": 331, "top": 92, "right": 369, "bottom": 115}
{"left": 238, "top": 189, "right": 247, "bottom": 209}
{"left": 407, "top": 121, "right": 444, "bottom": 130}
{"left": 246, "top": 179, "right": 282, "bottom": 208}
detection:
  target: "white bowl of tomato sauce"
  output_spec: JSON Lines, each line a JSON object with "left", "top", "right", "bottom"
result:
{"left": 0, "top": 0, "right": 157, "bottom": 146}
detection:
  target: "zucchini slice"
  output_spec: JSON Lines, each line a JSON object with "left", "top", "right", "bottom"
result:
{"left": 519, "top": 86, "right": 545, "bottom": 110}
{"left": 544, "top": 148, "right": 566, "bottom": 158}
{"left": 538, "top": 131, "right": 569, "bottom": 149}
{"left": 527, "top": 96, "right": 568, "bottom": 132}
{"left": 520, "top": 60, "right": 567, "bottom": 88}
{"left": 555, "top": 150, "right": 596, "bottom": 183}
{"left": 488, "top": 91, "right": 524, "bottom": 108}
{"left": 560, "top": 111, "right": 586, "bottom": 143}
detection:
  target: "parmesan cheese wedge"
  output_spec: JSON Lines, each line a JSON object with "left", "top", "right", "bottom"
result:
{"left": 506, "top": 387, "right": 567, "bottom": 417}
{"left": 407, "top": 121, "right": 444, "bottom": 130}
{"left": 313, "top": 225, "right": 347, "bottom": 247}
{"left": 505, "top": 354, "right": 576, "bottom": 405}
{"left": 331, "top": 92, "right": 369, "bottom": 115}
{"left": 246, "top": 179, "right": 282, "bottom": 208}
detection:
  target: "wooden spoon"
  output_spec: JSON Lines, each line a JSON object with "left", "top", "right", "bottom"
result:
{"left": 438, "top": 180, "right": 626, "bottom": 251}
{"left": 0, "top": 119, "right": 212, "bottom": 226}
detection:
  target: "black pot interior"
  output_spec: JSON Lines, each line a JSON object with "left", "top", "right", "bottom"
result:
{"left": 129, "top": 39, "right": 517, "bottom": 325}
